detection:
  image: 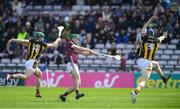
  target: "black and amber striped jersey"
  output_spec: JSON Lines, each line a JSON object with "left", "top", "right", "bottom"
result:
{"left": 139, "top": 36, "right": 161, "bottom": 60}
{"left": 26, "top": 39, "right": 47, "bottom": 60}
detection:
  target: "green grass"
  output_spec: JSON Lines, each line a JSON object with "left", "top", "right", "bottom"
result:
{"left": 0, "top": 86, "right": 180, "bottom": 108}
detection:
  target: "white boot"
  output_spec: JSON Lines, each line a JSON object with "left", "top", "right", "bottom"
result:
{"left": 131, "top": 91, "right": 137, "bottom": 104}
{"left": 6, "top": 74, "right": 11, "bottom": 80}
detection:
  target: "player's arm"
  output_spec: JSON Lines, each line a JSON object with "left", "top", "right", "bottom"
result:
{"left": 47, "top": 37, "right": 61, "bottom": 48}
{"left": 7, "top": 38, "right": 29, "bottom": 48}
{"left": 71, "top": 44, "right": 97, "bottom": 56}
{"left": 141, "top": 15, "right": 158, "bottom": 36}
{"left": 157, "top": 32, "right": 167, "bottom": 43}
{"left": 7, "top": 38, "right": 29, "bottom": 54}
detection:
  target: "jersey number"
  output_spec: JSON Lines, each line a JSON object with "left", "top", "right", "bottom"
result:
{"left": 147, "top": 43, "right": 153, "bottom": 50}
{"left": 33, "top": 45, "right": 40, "bottom": 52}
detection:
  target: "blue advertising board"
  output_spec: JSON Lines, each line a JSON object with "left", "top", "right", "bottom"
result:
{"left": 0, "top": 72, "right": 24, "bottom": 86}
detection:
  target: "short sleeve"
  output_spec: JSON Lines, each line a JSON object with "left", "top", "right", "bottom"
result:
{"left": 27, "top": 39, "right": 32, "bottom": 45}
{"left": 27, "top": 40, "right": 30, "bottom": 45}
{"left": 44, "top": 43, "right": 48, "bottom": 48}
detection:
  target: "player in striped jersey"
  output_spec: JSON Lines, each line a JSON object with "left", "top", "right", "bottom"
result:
{"left": 6, "top": 32, "right": 61, "bottom": 97}
{"left": 131, "top": 16, "right": 171, "bottom": 104}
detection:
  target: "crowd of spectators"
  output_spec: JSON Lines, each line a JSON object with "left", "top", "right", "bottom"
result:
{"left": 0, "top": 0, "right": 179, "bottom": 68}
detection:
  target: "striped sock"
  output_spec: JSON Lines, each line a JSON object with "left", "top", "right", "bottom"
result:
{"left": 76, "top": 90, "right": 79, "bottom": 94}
{"left": 36, "top": 89, "right": 40, "bottom": 93}
{"left": 63, "top": 92, "right": 69, "bottom": 96}
{"left": 135, "top": 89, "right": 139, "bottom": 95}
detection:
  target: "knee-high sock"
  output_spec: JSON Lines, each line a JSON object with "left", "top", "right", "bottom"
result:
{"left": 35, "top": 77, "right": 41, "bottom": 92}
{"left": 63, "top": 88, "right": 75, "bottom": 96}
{"left": 135, "top": 70, "right": 151, "bottom": 94}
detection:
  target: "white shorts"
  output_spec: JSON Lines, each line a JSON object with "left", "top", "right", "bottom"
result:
{"left": 137, "top": 58, "right": 153, "bottom": 73}
{"left": 25, "top": 59, "right": 37, "bottom": 72}
{"left": 67, "top": 62, "right": 79, "bottom": 73}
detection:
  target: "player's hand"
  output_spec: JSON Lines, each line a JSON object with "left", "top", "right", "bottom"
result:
{"left": 94, "top": 52, "right": 99, "bottom": 56}
{"left": 163, "top": 32, "right": 168, "bottom": 38}
{"left": 151, "top": 15, "right": 158, "bottom": 20}
{"left": 57, "top": 37, "right": 61, "bottom": 41}
{"left": 54, "top": 38, "right": 61, "bottom": 48}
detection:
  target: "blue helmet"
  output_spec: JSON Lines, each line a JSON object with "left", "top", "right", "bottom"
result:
{"left": 147, "top": 29, "right": 154, "bottom": 37}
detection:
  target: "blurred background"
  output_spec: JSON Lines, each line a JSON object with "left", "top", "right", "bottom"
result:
{"left": 0, "top": 0, "right": 179, "bottom": 87}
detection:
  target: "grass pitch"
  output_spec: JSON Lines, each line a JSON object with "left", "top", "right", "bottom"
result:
{"left": 0, "top": 86, "right": 180, "bottom": 108}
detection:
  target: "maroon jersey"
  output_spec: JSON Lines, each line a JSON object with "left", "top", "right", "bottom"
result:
{"left": 65, "top": 39, "right": 78, "bottom": 64}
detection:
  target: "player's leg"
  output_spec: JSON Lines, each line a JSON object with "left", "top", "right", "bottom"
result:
{"left": 7, "top": 69, "right": 34, "bottom": 80}
{"left": 59, "top": 63, "right": 84, "bottom": 102}
{"left": 72, "top": 70, "right": 80, "bottom": 91}
{"left": 135, "top": 68, "right": 152, "bottom": 94}
{"left": 131, "top": 68, "right": 152, "bottom": 104}
{"left": 152, "top": 61, "right": 171, "bottom": 83}
{"left": 71, "top": 64, "right": 84, "bottom": 100}
{"left": 7, "top": 59, "right": 36, "bottom": 80}
{"left": 34, "top": 67, "right": 42, "bottom": 98}
{"left": 131, "top": 59, "right": 152, "bottom": 104}
{"left": 60, "top": 70, "right": 84, "bottom": 101}
{"left": 59, "top": 72, "right": 76, "bottom": 102}
{"left": 59, "top": 63, "right": 76, "bottom": 102}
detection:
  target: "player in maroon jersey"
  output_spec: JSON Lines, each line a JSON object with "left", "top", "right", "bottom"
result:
{"left": 59, "top": 24, "right": 97, "bottom": 102}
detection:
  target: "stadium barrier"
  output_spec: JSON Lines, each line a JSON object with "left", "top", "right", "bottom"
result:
{"left": 1, "top": 71, "right": 180, "bottom": 88}
{"left": 0, "top": 65, "right": 179, "bottom": 73}
{"left": 25, "top": 72, "right": 134, "bottom": 88}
